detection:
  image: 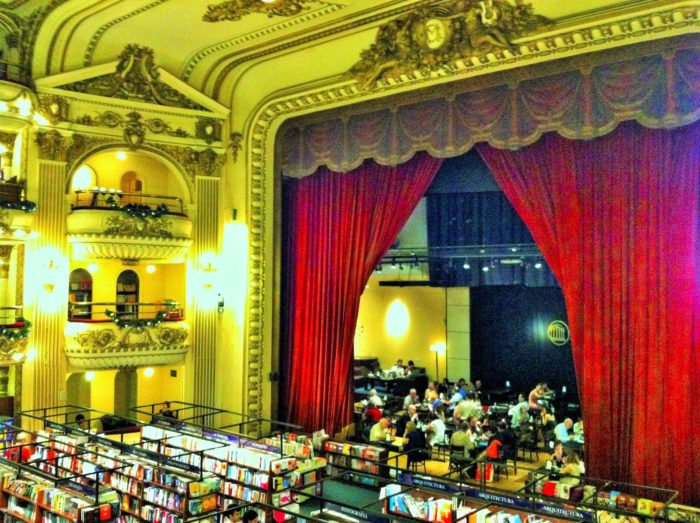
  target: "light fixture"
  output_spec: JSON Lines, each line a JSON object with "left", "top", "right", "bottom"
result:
{"left": 482, "top": 266, "right": 489, "bottom": 272}
{"left": 146, "top": 264, "right": 156, "bottom": 273}
{"left": 534, "top": 262, "right": 543, "bottom": 269}
{"left": 463, "top": 262, "right": 470, "bottom": 270}
{"left": 144, "top": 367, "right": 154, "bottom": 378}
{"left": 116, "top": 151, "right": 127, "bottom": 161}
{"left": 511, "top": 247, "right": 518, "bottom": 252}
{"left": 429, "top": 342, "right": 446, "bottom": 382}
{"left": 87, "top": 262, "right": 99, "bottom": 274}
{"left": 85, "top": 371, "right": 96, "bottom": 382}
{"left": 562, "top": 385, "right": 567, "bottom": 394}
{"left": 505, "top": 380, "right": 511, "bottom": 388}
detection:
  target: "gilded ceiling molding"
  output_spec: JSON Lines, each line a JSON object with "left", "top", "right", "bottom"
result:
{"left": 62, "top": 44, "right": 207, "bottom": 111}
{"left": 203, "top": 0, "right": 319, "bottom": 22}
{"left": 83, "top": 0, "right": 172, "bottom": 67}
{"left": 35, "top": 129, "right": 70, "bottom": 161}
{"left": 182, "top": 2, "right": 343, "bottom": 81}
{"left": 37, "top": 94, "right": 70, "bottom": 124}
{"left": 349, "top": 0, "right": 550, "bottom": 89}
{"left": 237, "top": 6, "right": 700, "bottom": 419}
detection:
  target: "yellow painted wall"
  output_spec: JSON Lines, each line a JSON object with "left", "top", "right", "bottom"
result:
{"left": 89, "top": 369, "right": 117, "bottom": 414}
{"left": 136, "top": 365, "right": 185, "bottom": 420}
{"left": 354, "top": 281, "right": 447, "bottom": 383}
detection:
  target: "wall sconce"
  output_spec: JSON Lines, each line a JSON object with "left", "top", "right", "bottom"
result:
{"left": 217, "top": 293, "right": 225, "bottom": 313}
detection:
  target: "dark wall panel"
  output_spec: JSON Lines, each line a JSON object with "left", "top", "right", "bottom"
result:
{"left": 470, "top": 286, "right": 578, "bottom": 399}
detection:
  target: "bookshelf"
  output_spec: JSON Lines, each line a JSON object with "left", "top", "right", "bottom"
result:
{"left": 322, "top": 441, "right": 388, "bottom": 488}
{"left": 116, "top": 272, "right": 139, "bottom": 321}
{"left": 68, "top": 276, "right": 93, "bottom": 320}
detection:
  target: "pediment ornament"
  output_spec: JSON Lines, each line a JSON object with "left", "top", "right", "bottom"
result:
{"left": 350, "top": 0, "right": 550, "bottom": 89}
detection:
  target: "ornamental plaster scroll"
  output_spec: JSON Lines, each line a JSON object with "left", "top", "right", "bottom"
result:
{"left": 66, "top": 324, "right": 189, "bottom": 369}
{"left": 239, "top": 6, "right": 700, "bottom": 419}
{"left": 203, "top": 0, "right": 319, "bottom": 22}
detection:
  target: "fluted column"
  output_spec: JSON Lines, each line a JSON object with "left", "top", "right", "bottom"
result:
{"left": 191, "top": 175, "right": 219, "bottom": 407}
{"left": 27, "top": 156, "right": 68, "bottom": 410}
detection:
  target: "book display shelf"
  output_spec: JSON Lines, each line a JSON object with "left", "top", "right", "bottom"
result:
{"left": 0, "top": 440, "right": 121, "bottom": 523}
{"left": 322, "top": 441, "right": 388, "bottom": 488}
{"left": 523, "top": 470, "right": 677, "bottom": 523}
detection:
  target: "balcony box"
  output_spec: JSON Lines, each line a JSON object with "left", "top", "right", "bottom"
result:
{"left": 67, "top": 208, "right": 192, "bottom": 261}
{"left": 64, "top": 320, "right": 189, "bottom": 369}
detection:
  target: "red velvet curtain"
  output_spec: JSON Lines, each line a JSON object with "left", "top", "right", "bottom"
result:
{"left": 478, "top": 121, "right": 700, "bottom": 504}
{"left": 283, "top": 153, "right": 442, "bottom": 434}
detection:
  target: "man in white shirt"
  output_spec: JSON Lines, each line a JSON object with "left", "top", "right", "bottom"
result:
{"left": 403, "top": 388, "right": 421, "bottom": 409}
{"left": 554, "top": 418, "right": 573, "bottom": 442}
{"left": 367, "top": 388, "right": 384, "bottom": 407}
{"left": 426, "top": 413, "right": 446, "bottom": 447}
{"left": 389, "top": 359, "right": 405, "bottom": 377}
{"left": 510, "top": 400, "right": 531, "bottom": 428}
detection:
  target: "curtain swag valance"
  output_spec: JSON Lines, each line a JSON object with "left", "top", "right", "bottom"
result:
{"left": 281, "top": 45, "right": 700, "bottom": 177}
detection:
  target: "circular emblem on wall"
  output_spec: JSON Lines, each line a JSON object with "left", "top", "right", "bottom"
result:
{"left": 423, "top": 18, "right": 450, "bottom": 50}
{"left": 547, "top": 320, "right": 570, "bottom": 346}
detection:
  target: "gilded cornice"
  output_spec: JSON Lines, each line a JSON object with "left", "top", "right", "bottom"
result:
{"left": 182, "top": 2, "right": 343, "bottom": 82}
{"left": 237, "top": 5, "right": 700, "bottom": 418}
{"left": 83, "top": 0, "right": 172, "bottom": 67}
{"left": 203, "top": 0, "right": 319, "bottom": 22}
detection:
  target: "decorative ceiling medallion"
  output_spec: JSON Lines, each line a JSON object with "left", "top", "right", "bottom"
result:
{"left": 349, "top": 0, "right": 551, "bottom": 89}
{"left": 61, "top": 44, "right": 207, "bottom": 111}
{"left": 203, "top": 0, "right": 318, "bottom": 22}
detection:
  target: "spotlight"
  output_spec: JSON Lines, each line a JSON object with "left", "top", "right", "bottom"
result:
{"left": 482, "top": 266, "right": 489, "bottom": 272}
{"left": 534, "top": 262, "right": 543, "bottom": 269}
{"left": 146, "top": 264, "right": 156, "bottom": 273}
{"left": 116, "top": 151, "right": 127, "bottom": 161}
{"left": 511, "top": 247, "right": 518, "bottom": 252}
{"left": 463, "top": 262, "right": 470, "bottom": 270}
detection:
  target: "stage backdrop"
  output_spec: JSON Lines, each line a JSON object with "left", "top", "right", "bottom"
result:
{"left": 469, "top": 286, "right": 577, "bottom": 400}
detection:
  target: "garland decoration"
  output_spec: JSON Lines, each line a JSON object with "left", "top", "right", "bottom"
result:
{"left": 0, "top": 200, "right": 37, "bottom": 213}
{"left": 106, "top": 195, "right": 168, "bottom": 219}
{"left": 105, "top": 309, "right": 166, "bottom": 329}
{"left": 0, "top": 317, "right": 32, "bottom": 340}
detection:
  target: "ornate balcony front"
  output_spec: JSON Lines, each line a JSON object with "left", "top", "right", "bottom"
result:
{"left": 67, "top": 190, "right": 192, "bottom": 261}
{"left": 64, "top": 302, "right": 189, "bottom": 369}
{"left": 0, "top": 61, "right": 35, "bottom": 133}
{"left": 0, "top": 306, "right": 32, "bottom": 365}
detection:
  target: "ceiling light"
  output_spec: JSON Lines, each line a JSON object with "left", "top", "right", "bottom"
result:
{"left": 146, "top": 264, "right": 156, "bottom": 273}
{"left": 463, "top": 262, "right": 470, "bottom": 270}
{"left": 482, "top": 266, "right": 489, "bottom": 272}
{"left": 116, "top": 151, "right": 127, "bottom": 161}
{"left": 534, "top": 262, "right": 543, "bottom": 269}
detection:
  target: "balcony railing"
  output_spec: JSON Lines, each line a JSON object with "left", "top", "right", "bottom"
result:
{"left": 68, "top": 301, "right": 184, "bottom": 323}
{"left": 72, "top": 189, "right": 186, "bottom": 216}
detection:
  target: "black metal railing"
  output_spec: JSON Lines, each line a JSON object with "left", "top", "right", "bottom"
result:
{"left": 72, "top": 189, "right": 186, "bottom": 215}
{"left": 68, "top": 301, "right": 184, "bottom": 322}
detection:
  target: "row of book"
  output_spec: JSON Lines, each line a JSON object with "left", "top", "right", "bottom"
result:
{"left": 220, "top": 482, "right": 267, "bottom": 504}
{"left": 326, "top": 454, "right": 381, "bottom": 475}
{"left": 187, "top": 478, "right": 220, "bottom": 498}
{"left": 224, "top": 466, "right": 269, "bottom": 489}
{"left": 42, "top": 489, "right": 89, "bottom": 518}
{"left": 387, "top": 492, "right": 452, "bottom": 523}
{"left": 7, "top": 497, "right": 37, "bottom": 521}
{"left": 110, "top": 475, "right": 142, "bottom": 497}
{"left": 4, "top": 480, "right": 45, "bottom": 501}
{"left": 142, "top": 487, "right": 183, "bottom": 513}
{"left": 324, "top": 441, "right": 383, "bottom": 460}
{"left": 143, "top": 471, "right": 188, "bottom": 495}
{"left": 185, "top": 495, "right": 217, "bottom": 516}
{"left": 139, "top": 506, "right": 181, "bottom": 523}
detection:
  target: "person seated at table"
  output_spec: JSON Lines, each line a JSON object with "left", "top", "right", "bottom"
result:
{"left": 426, "top": 411, "right": 446, "bottom": 447}
{"left": 550, "top": 441, "right": 566, "bottom": 469}
{"left": 367, "top": 388, "right": 384, "bottom": 407}
{"left": 396, "top": 404, "right": 418, "bottom": 437}
{"left": 403, "top": 388, "right": 421, "bottom": 409}
{"left": 454, "top": 392, "right": 481, "bottom": 424}
{"left": 554, "top": 418, "right": 573, "bottom": 443}
{"left": 510, "top": 397, "right": 530, "bottom": 429}
{"left": 405, "top": 360, "right": 417, "bottom": 376}
{"left": 364, "top": 404, "right": 383, "bottom": 424}
{"left": 540, "top": 406, "right": 556, "bottom": 428}
{"left": 369, "top": 413, "right": 393, "bottom": 442}
{"left": 424, "top": 382, "right": 439, "bottom": 402}
{"left": 438, "top": 378, "right": 451, "bottom": 396}
{"left": 447, "top": 386, "right": 465, "bottom": 409}
{"left": 473, "top": 379, "right": 484, "bottom": 400}
{"left": 528, "top": 383, "right": 546, "bottom": 411}
{"left": 450, "top": 421, "right": 475, "bottom": 455}
{"left": 559, "top": 449, "right": 583, "bottom": 484}
{"left": 573, "top": 417, "right": 584, "bottom": 437}
{"left": 491, "top": 421, "right": 517, "bottom": 458}
{"left": 431, "top": 399, "right": 448, "bottom": 423}
{"left": 403, "top": 422, "right": 429, "bottom": 460}
{"left": 389, "top": 359, "right": 406, "bottom": 377}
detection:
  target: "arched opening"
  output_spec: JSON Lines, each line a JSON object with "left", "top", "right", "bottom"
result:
{"left": 68, "top": 268, "right": 93, "bottom": 320}
{"left": 66, "top": 372, "right": 91, "bottom": 408}
{"left": 116, "top": 270, "right": 139, "bottom": 320}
